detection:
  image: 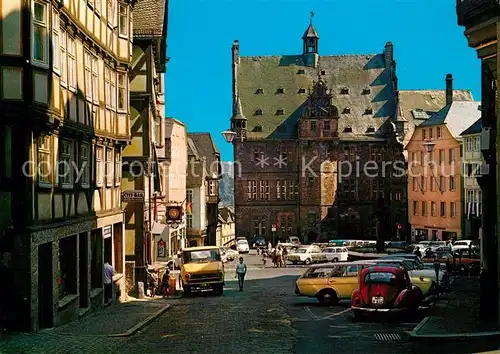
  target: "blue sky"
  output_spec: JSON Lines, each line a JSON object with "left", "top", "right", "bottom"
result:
{"left": 165, "top": 0, "right": 480, "bottom": 161}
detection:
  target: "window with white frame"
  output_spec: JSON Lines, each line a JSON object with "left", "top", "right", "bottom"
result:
{"left": 84, "top": 51, "right": 92, "bottom": 101}
{"left": 105, "top": 66, "right": 111, "bottom": 108}
{"left": 37, "top": 135, "right": 51, "bottom": 185}
{"left": 32, "top": 0, "right": 49, "bottom": 66}
{"left": 466, "top": 137, "right": 473, "bottom": 152}
{"left": 79, "top": 143, "right": 90, "bottom": 187}
{"left": 474, "top": 136, "right": 481, "bottom": 151}
{"left": 110, "top": 70, "right": 116, "bottom": 110}
{"left": 186, "top": 214, "right": 193, "bottom": 228}
{"left": 105, "top": 148, "right": 113, "bottom": 186}
{"left": 52, "top": 9, "right": 60, "bottom": 72}
{"left": 96, "top": 146, "right": 104, "bottom": 186}
{"left": 119, "top": 4, "right": 127, "bottom": 36}
{"left": 117, "top": 72, "right": 126, "bottom": 111}
{"left": 59, "top": 139, "right": 74, "bottom": 188}
{"left": 114, "top": 149, "right": 121, "bottom": 186}
{"left": 91, "top": 56, "right": 98, "bottom": 103}
{"left": 67, "top": 36, "right": 76, "bottom": 91}
{"left": 60, "top": 28, "right": 67, "bottom": 86}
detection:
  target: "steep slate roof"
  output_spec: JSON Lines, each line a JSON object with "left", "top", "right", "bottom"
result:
{"left": 398, "top": 90, "right": 474, "bottom": 146}
{"left": 188, "top": 133, "right": 220, "bottom": 177}
{"left": 460, "top": 118, "right": 482, "bottom": 136}
{"left": 420, "top": 101, "right": 481, "bottom": 138}
{"left": 187, "top": 137, "right": 199, "bottom": 157}
{"left": 133, "top": 0, "right": 168, "bottom": 37}
{"left": 237, "top": 53, "right": 395, "bottom": 140}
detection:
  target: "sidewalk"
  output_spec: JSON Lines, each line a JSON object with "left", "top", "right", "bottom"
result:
{"left": 410, "top": 276, "right": 500, "bottom": 340}
{"left": 0, "top": 298, "right": 171, "bottom": 354}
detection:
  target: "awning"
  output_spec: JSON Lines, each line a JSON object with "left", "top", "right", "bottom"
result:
{"left": 151, "top": 221, "right": 167, "bottom": 234}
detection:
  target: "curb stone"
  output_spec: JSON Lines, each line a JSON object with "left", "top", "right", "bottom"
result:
{"left": 107, "top": 304, "right": 171, "bottom": 338}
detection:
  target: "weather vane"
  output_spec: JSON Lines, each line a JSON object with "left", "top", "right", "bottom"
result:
{"left": 310, "top": 11, "right": 314, "bottom": 23}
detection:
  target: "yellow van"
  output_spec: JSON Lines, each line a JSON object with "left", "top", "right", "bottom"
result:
{"left": 180, "top": 246, "right": 224, "bottom": 295}
{"left": 295, "top": 262, "right": 373, "bottom": 305}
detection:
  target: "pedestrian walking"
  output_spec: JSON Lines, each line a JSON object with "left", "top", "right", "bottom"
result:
{"left": 414, "top": 247, "right": 422, "bottom": 258}
{"left": 433, "top": 256, "right": 441, "bottom": 292}
{"left": 103, "top": 261, "right": 114, "bottom": 304}
{"left": 268, "top": 241, "right": 272, "bottom": 253}
{"left": 235, "top": 257, "right": 247, "bottom": 291}
{"left": 282, "top": 247, "right": 288, "bottom": 267}
{"left": 256, "top": 245, "right": 260, "bottom": 255}
{"left": 277, "top": 247, "right": 283, "bottom": 268}
{"left": 161, "top": 266, "right": 170, "bottom": 297}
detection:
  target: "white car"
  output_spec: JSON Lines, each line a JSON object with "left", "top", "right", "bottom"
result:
{"left": 452, "top": 240, "right": 476, "bottom": 251}
{"left": 323, "top": 247, "right": 348, "bottom": 262}
{"left": 236, "top": 240, "right": 249, "bottom": 253}
{"left": 286, "top": 246, "right": 327, "bottom": 265}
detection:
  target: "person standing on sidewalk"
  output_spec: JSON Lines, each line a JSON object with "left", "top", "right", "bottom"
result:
{"left": 235, "top": 257, "right": 247, "bottom": 291}
{"left": 103, "top": 261, "right": 114, "bottom": 304}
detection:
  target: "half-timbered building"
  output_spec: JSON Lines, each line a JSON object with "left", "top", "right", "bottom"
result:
{"left": 0, "top": 0, "right": 133, "bottom": 331}
{"left": 122, "top": 0, "right": 168, "bottom": 288}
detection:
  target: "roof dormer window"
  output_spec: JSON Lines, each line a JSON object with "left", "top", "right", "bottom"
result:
{"left": 343, "top": 126, "right": 353, "bottom": 133}
{"left": 276, "top": 87, "right": 284, "bottom": 94}
{"left": 297, "top": 69, "right": 305, "bottom": 74}
{"left": 276, "top": 109, "right": 285, "bottom": 116}
{"left": 343, "top": 107, "right": 351, "bottom": 114}
{"left": 320, "top": 70, "right": 326, "bottom": 75}
{"left": 362, "top": 87, "right": 371, "bottom": 95}
{"left": 253, "top": 125, "right": 263, "bottom": 132}
{"left": 298, "top": 88, "right": 306, "bottom": 94}
{"left": 366, "top": 126, "right": 375, "bottom": 133}
{"left": 254, "top": 109, "right": 263, "bottom": 116}
{"left": 340, "top": 87, "right": 349, "bottom": 95}
{"left": 365, "top": 108, "right": 373, "bottom": 115}
{"left": 255, "top": 88, "right": 264, "bottom": 94}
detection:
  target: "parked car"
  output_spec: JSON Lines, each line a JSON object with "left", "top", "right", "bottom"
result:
{"left": 372, "top": 259, "right": 436, "bottom": 297}
{"left": 286, "top": 245, "right": 327, "bottom": 265}
{"left": 220, "top": 247, "right": 238, "bottom": 262}
{"left": 288, "top": 236, "right": 301, "bottom": 245}
{"left": 351, "top": 266, "right": 423, "bottom": 319}
{"left": 236, "top": 239, "right": 250, "bottom": 254}
{"left": 295, "top": 261, "right": 374, "bottom": 305}
{"left": 452, "top": 240, "right": 478, "bottom": 252}
{"left": 323, "top": 247, "right": 348, "bottom": 262}
{"left": 379, "top": 254, "right": 450, "bottom": 291}
{"left": 252, "top": 236, "right": 266, "bottom": 248}
{"left": 421, "top": 251, "right": 454, "bottom": 268}
{"left": 452, "top": 248, "right": 480, "bottom": 274}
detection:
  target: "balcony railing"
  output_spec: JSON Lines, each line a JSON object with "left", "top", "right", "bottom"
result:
{"left": 457, "top": 0, "right": 500, "bottom": 26}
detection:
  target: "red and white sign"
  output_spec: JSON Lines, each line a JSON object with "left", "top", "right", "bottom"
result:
{"left": 396, "top": 223, "right": 402, "bottom": 230}
{"left": 271, "top": 224, "right": 277, "bottom": 232}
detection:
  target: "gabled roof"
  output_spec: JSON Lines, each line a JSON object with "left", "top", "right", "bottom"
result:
{"left": 398, "top": 90, "right": 474, "bottom": 146}
{"left": 236, "top": 51, "right": 396, "bottom": 140}
{"left": 188, "top": 133, "right": 220, "bottom": 177}
{"left": 460, "top": 118, "right": 482, "bottom": 136}
{"left": 419, "top": 101, "right": 481, "bottom": 138}
{"left": 133, "top": 0, "right": 168, "bottom": 38}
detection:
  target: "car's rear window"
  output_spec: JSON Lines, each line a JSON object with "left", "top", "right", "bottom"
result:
{"left": 365, "top": 272, "right": 396, "bottom": 284}
{"left": 301, "top": 268, "right": 332, "bottom": 278}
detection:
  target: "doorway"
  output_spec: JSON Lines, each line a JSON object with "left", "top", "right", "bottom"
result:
{"left": 79, "top": 233, "right": 89, "bottom": 308}
{"left": 38, "top": 242, "right": 53, "bottom": 329}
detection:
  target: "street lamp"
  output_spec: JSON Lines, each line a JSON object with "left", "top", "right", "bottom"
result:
{"left": 221, "top": 130, "right": 237, "bottom": 143}
{"left": 423, "top": 141, "right": 435, "bottom": 153}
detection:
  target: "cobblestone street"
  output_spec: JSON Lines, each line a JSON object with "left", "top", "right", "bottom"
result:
{"left": 1, "top": 253, "right": 500, "bottom": 353}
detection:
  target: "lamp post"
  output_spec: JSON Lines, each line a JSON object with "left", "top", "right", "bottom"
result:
{"left": 222, "top": 129, "right": 237, "bottom": 241}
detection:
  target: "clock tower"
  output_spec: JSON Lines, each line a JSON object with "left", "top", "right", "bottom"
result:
{"left": 298, "top": 77, "right": 339, "bottom": 141}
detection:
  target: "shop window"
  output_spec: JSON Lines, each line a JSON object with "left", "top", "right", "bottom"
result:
{"left": 59, "top": 235, "right": 77, "bottom": 298}
{"left": 90, "top": 230, "right": 103, "bottom": 290}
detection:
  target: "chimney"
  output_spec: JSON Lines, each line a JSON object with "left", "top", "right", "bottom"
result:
{"left": 446, "top": 73, "right": 453, "bottom": 106}
{"left": 384, "top": 42, "right": 393, "bottom": 70}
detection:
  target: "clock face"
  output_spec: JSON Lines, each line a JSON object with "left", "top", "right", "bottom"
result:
{"left": 168, "top": 208, "right": 180, "bottom": 219}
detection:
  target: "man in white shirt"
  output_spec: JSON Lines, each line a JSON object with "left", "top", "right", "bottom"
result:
{"left": 235, "top": 257, "right": 247, "bottom": 291}
{"left": 103, "top": 261, "right": 114, "bottom": 304}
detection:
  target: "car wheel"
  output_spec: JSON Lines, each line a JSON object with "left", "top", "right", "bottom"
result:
{"left": 317, "top": 289, "right": 339, "bottom": 306}
{"left": 332, "top": 258, "right": 339, "bottom": 262}
{"left": 214, "top": 284, "right": 223, "bottom": 296}
{"left": 292, "top": 261, "right": 297, "bottom": 265}
{"left": 182, "top": 284, "right": 191, "bottom": 297}
{"left": 304, "top": 258, "right": 312, "bottom": 265}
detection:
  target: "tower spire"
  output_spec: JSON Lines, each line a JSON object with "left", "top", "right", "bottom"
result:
{"left": 302, "top": 13, "right": 319, "bottom": 55}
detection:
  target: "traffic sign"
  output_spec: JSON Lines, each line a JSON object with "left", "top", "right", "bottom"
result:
{"left": 396, "top": 223, "right": 402, "bottom": 230}
{"left": 271, "top": 224, "right": 276, "bottom": 232}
